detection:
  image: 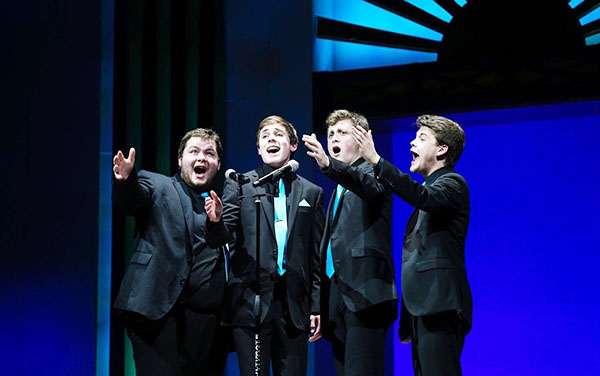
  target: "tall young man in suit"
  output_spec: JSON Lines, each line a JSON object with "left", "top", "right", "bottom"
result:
{"left": 352, "top": 115, "right": 473, "bottom": 376}
{"left": 303, "top": 110, "right": 398, "bottom": 376}
{"left": 221, "top": 115, "right": 325, "bottom": 375}
{"left": 112, "top": 128, "right": 229, "bottom": 376}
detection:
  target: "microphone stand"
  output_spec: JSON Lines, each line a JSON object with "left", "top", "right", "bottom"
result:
{"left": 253, "top": 195, "right": 262, "bottom": 376}
{"left": 235, "top": 179, "right": 273, "bottom": 376}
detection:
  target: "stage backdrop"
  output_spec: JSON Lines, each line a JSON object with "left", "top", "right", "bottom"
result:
{"left": 310, "top": 100, "right": 600, "bottom": 375}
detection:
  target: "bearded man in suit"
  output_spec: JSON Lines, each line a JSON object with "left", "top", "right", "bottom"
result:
{"left": 112, "top": 128, "right": 229, "bottom": 376}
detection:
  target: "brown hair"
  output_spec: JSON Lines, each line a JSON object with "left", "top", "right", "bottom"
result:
{"left": 177, "top": 128, "right": 223, "bottom": 160}
{"left": 325, "top": 109, "right": 369, "bottom": 131}
{"left": 255, "top": 115, "right": 299, "bottom": 146}
{"left": 416, "top": 115, "right": 465, "bottom": 168}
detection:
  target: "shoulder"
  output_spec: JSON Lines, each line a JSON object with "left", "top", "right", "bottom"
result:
{"left": 435, "top": 171, "right": 469, "bottom": 195}
{"left": 138, "top": 170, "right": 176, "bottom": 188}
{"left": 438, "top": 171, "right": 467, "bottom": 186}
{"left": 295, "top": 174, "right": 323, "bottom": 194}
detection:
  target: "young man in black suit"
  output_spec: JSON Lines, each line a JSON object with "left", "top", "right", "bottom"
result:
{"left": 112, "top": 128, "right": 229, "bottom": 376}
{"left": 352, "top": 115, "right": 473, "bottom": 376}
{"left": 303, "top": 110, "right": 398, "bottom": 376}
{"left": 221, "top": 115, "right": 325, "bottom": 375}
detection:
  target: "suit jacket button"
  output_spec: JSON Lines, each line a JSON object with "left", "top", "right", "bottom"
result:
{"left": 272, "top": 249, "right": 277, "bottom": 256}
{"left": 180, "top": 278, "right": 186, "bottom": 286}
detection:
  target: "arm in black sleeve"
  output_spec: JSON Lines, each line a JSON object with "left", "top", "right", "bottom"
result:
{"left": 112, "top": 169, "right": 153, "bottom": 216}
{"left": 375, "top": 158, "right": 467, "bottom": 213}
{"left": 220, "top": 178, "right": 242, "bottom": 251}
{"left": 205, "top": 217, "right": 231, "bottom": 249}
{"left": 322, "top": 157, "right": 386, "bottom": 204}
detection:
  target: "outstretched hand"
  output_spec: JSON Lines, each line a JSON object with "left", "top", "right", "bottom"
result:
{"left": 352, "top": 126, "right": 380, "bottom": 166}
{"left": 302, "top": 133, "right": 330, "bottom": 169}
{"left": 113, "top": 147, "right": 136, "bottom": 181}
{"left": 204, "top": 190, "right": 223, "bottom": 222}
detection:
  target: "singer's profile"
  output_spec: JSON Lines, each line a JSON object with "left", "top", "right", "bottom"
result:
{"left": 353, "top": 115, "right": 472, "bottom": 376}
{"left": 221, "top": 115, "right": 325, "bottom": 376}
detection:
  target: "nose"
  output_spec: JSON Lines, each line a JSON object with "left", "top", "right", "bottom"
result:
{"left": 410, "top": 138, "right": 416, "bottom": 148}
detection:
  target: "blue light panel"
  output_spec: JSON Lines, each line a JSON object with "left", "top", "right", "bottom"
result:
{"left": 454, "top": 0, "right": 467, "bottom": 7}
{"left": 314, "top": 0, "right": 446, "bottom": 71}
{"left": 314, "top": 38, "right": 438, "bottom": 71}
{"left": 585, "top": 33, "right": 600, "bottom": 45}
{"left": 316, "top": 0, "right": 443, "bottom": 41}
{"left": 579, "top": 6, "right": 600, "bottom": 25}
{"left": 569, "top": 0, "right": 585, "bottom": 9}
{"left": 405, "top": 0, "right": 452, "bottom": 22}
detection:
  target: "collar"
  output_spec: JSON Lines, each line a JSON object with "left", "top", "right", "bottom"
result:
{"left": 175, "top": 172, "right": 210, "bottom": 198}
{"left": 350, "top": 157, "right": 365, "bottom": 168}
{"left": 423, "top": 166, "right": 454, "bottom": 186}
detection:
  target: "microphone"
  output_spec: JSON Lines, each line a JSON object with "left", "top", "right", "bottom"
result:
{"left": 225, "top": 169, "right": 250, "bottom": 184}
{"left": 252, "top": 160, "right": 299, "bottom": 187}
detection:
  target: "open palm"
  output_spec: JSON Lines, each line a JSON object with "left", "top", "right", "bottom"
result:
{"left": 113, "top": 147, "right": 136, "bottom": 181}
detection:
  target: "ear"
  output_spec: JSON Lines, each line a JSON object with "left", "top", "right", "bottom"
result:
{"left": 217, "top": 160, "right": 221, "bottom": 171}
{"left": 437, "top": 144, "right": 448, "bottom": 158}
{"left": 290, "top": 143, "right": 298, "bottom": 153}
{"left": 178, "top": 157, "right": 182, "bottom": 168}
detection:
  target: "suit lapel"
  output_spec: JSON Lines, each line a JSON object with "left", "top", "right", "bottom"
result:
{"left": 405, "top": 208, "right": 419, "bottom": 234}
{"left": 255, "top": 182, "right": 276, "bottom": 239}
{"left": 172, "top": 178, "right": 195, "bottom": 245}
{"left": 286, "top": 175, "right": 303, "bottom": 238}
{"left": 331, "top": 188, "right": 346, "bottom": 228}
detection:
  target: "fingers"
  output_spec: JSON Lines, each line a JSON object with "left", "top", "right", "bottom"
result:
{"left": 113, "top": 150, "right": 123, "bottom": 166}
{"left": 128, "top": 148, "right": 136, "bottom": 163}
{"left": 210, "top": 190, "right": 222, "bottom": 205}
{"left": 302, "top": 135, "right": 319, "bottom": 150}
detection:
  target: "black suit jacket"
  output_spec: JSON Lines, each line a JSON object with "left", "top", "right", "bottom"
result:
{"left": 375, "top": 160, "right": 473, "bottom": 338}
{"left": 221, "top": 167, "right": 325, "bottom": 331}
{"left": 112, "top": 169, "right": 229, "bottom": 320}
{"left": 320, "top": 158, "right": 398, "bottom": 325}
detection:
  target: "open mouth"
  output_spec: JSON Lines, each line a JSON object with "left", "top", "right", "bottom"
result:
{"left": 194, "top": 166, "right": 207, "bottom": 175}
{"left": 332, "top": 146, "right": 341, "bottom": 154}
{"left": 267, "top": 146, "right": 280, "bottom": 154}
{"left": 411, "top": 150, "right": 419, "bottom": 162}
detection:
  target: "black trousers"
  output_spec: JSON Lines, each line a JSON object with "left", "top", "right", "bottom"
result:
{"left": 122, "top": 304, "right": 227, "bottom": 376}
{"left": 327, "top": 278, "right": 390, "bottom": 376}
{"left": 410, "top": 311, "right": 467, "bottom": 376}
{"left": 232, "top": 283, "right": 308, "bottom": 376}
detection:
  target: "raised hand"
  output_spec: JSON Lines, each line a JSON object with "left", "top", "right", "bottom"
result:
{"left": 204, "top": 190, "right": 223, "bottom": 222}
{"left": 113, "top": 147, "right": 136, "bottom": 181}
{"left": 302, "top": 133, "right": 330, "bottom": 169}
{"left": 352, "top": 126, "right": 380, "bottom": 166}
